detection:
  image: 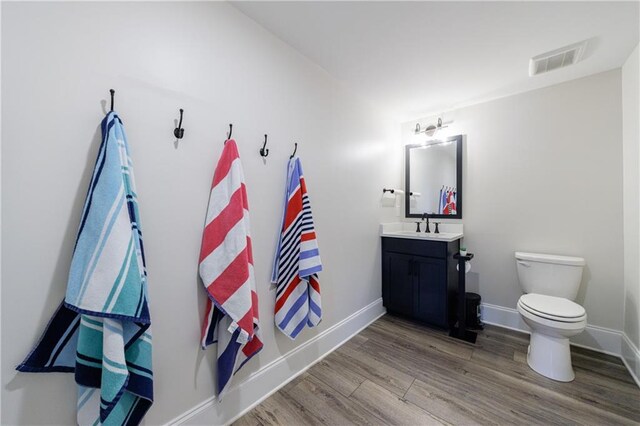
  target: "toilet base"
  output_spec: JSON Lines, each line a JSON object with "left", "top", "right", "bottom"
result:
{"left": 527, "top": 331, "right": 575, "bottom": 382}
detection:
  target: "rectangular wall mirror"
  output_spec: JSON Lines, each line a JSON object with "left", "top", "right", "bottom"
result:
{"left": 405, "top": 134, "right": 462, "bottom": 219}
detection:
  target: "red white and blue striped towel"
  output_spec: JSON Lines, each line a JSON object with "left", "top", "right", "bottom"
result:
{"left": 271, "top": 156, "right": 322, "bottom": 339}
{"left": 199, "top": 139, "right": 263, "bottom": 400}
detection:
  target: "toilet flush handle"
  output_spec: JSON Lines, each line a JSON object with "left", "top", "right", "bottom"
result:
{"left": 517, "top": 261, "right": 531, "bottom": 267}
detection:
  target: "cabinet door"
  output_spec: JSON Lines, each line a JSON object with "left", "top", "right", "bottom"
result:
{"left": 383, "top": 252, "right": 415, "bottom": 317}
{"left": 414, "top": 257, "right": 447, "bottom": 327}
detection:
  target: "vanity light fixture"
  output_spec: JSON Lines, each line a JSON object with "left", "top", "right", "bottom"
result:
{"left": 414, "top": 117, "right": 449, "bottom": 137}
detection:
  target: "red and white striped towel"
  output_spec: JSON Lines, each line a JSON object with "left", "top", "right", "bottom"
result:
{"left": 199, "top": 139, "right": 262, "bottom": 399}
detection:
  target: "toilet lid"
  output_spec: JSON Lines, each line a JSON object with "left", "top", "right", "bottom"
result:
{"left": 519, "top": 293, "right": 585, "bottom": 321}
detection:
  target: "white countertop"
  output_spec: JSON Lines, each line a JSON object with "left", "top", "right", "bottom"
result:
{"left": 380, "top": 222, "right": 463, "bottom": 242}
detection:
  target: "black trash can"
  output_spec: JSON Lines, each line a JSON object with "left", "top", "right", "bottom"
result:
{"left": 465, "top": 292, "right": 483, "bottom": 329}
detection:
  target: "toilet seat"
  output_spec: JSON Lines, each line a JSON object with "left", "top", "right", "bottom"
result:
{"left": 518, "top": 293, "right": 586, "bottom": 323}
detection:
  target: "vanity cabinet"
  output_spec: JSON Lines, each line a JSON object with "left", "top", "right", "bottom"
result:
{"left": 382, "top": 236, "right": 459, "bottom": 329}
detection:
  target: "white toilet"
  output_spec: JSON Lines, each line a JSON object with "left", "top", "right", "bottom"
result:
{"left": 515, "top": 252, "right": 587, "bottom": 382}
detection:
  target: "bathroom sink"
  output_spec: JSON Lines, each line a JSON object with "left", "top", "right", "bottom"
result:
{"left": 381, "top": 230, "right": 463, "bottom": 242}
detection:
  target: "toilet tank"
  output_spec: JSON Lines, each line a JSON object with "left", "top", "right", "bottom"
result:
{"left": 515, "top": 252, "right": 585, "bottom": 300}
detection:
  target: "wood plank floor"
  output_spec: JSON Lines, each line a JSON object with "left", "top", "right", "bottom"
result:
{"left": 234, "top": 315, "right": 640, "bottom": 426}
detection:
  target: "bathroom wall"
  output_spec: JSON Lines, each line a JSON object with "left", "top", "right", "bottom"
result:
{"left": 622, "top": 44, "right": 640, "bottom": 378}
{"left": 1, "top": 2, "right": 400, "bottom": 424}
{"left": 402, "top": 70, "right": 624, "bottom": 332}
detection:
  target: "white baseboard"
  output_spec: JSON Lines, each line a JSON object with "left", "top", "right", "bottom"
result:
{"left": 480, "top": 303, "right": 622, "bottom": 357}
{"left": 166, "top": 298, "right": 386, "bottom": 426}
{"left": 621, "top": 333, "right": 640, "bottom": 387}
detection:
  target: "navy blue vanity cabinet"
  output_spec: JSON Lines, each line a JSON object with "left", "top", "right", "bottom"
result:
{"left": 385, "top": 253, "right": 415, "bottom": 316}
{"left": 382, "top": 237, "right": 459, "bottom": 329}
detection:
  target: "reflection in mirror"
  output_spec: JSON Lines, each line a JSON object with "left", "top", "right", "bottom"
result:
{"left": 405, "top": 135, "right": 462, "bottom": 219}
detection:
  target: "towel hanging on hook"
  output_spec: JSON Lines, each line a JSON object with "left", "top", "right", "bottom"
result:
{"left": 174, "top": 108, "right": 185, "bottom": 139}
{"left": 290, "top": 142, "right": 297, "bottom": 159}
{"left": 260, "top": 134, "right": 269, "bottom": 158}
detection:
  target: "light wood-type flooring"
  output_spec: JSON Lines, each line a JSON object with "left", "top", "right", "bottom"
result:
{"left": 234, "top": 314, "right": 640, "bottom": 425}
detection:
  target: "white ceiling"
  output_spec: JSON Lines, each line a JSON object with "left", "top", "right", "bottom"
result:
{"left": 233, "top": 1, "right": 639, "bottom": 120}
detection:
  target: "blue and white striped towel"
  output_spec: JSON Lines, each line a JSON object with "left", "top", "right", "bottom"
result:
{"left": 271, "top": 157, "right": 323, "bottom": 339}
{"left": 18, "top": 111, "right": 153, "bottom": 426}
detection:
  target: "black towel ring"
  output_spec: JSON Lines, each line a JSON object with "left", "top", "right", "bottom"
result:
{"left": 290, "top": 142, "right": 297, "bottom": 159}
{"left": 109, "top": 89, "right": 115, "bottom": 112}
{"left": 174, "top": 108, "right": 185, "bottom": 139}
{"left": 260, "top": 134, "right": 269, "bottom": 157}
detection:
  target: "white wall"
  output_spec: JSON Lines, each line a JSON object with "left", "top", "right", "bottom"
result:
{"left": 622, "top": 44, "right": 640, "bottom": 379}
{"left": 402, "top": 70, "right": 624, "bottom": 332}
{"left": 0, "top": 2, "right": 400, "bottom": 425}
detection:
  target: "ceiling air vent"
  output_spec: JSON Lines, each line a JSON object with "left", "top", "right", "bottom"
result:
{"left": 529, "top": 40, "right": 588, "bottom": 76}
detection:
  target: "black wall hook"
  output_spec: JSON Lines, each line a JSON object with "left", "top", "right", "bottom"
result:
{"left": 174, "top": 109, "right": 185, "bottom": 139}
{"left": 290, "top": 142, "right": 298, "bottom": 159}
{"left": 260, "top": 134, "right": 269, "bottom": 157}
{"left": 226, "top": 123, "right": 233, "bottom": 141}
{"left": 110, "top": 89, "right": 115, "bottom": 112}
